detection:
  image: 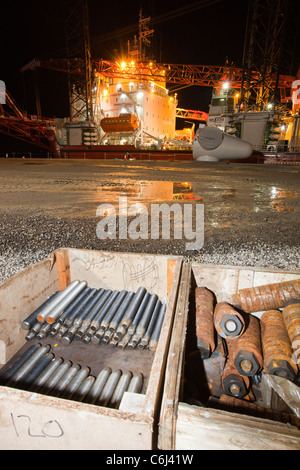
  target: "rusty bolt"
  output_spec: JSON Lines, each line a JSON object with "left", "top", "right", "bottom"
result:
{"left": 219, "top": 314, "right": 244, "bottom": 338}
{"left": 222, "top": 373, "right": 248, "bottom": 399}
{"left": 234, "top": 349, "right": 262, "bottom": 376}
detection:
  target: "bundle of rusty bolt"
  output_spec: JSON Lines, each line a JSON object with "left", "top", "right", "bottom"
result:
{"left": 0, "top": 343, "right": 143, "bottom": 409}
{"left": 21, "top": 281, "right": 166, "bottom": 351}
{"left": 195, "top": 278, "right": 300, "bottom": 410}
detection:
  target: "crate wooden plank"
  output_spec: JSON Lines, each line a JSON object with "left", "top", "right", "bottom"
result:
{"left": 175, "top": 403, "right": 300, "bottom": 450}
{"left": 158, "top": 263, "right": 191, "bottom": 450}
{"left": 0, "top": 248, "right": 183, "bottom": 450}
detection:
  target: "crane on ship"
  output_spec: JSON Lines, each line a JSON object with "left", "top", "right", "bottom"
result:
{"left": 0, "top": 0, "right": 298, "bottom": 155}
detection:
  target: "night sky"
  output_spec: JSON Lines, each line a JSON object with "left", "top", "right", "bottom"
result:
{"left": 0, "top": 0, "right": 296, "bottom": 152}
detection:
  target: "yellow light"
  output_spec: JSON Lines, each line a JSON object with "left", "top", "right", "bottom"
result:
{"left": 236, "top": 93, "right": 240, "bottom": 98}
{"left": 121, "top": 61, "right": 127, "bottom": 69}
{"left": 131, "top": 61, "right": 135, "bottom": 66}
{"left": 103, "top": 89, "right": 108, "bottom": 96}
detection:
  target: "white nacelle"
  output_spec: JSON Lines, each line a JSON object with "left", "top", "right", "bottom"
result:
{"left": 193, "top": 126, "right": 253, "bottom": 162}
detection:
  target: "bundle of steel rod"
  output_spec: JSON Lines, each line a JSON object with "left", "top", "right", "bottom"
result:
{"left": 0, "top": 343, "right": 143, "bottom": 409}
{"left": 21, "top": 282, "right": 166, "bottom": 351}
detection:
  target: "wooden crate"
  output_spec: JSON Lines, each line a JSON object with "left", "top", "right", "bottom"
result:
{"left": 158, "top": 263, "right": 300, "bottom": 450}
{"left": 0, "top": 248, "right": 183, "bottom": 450}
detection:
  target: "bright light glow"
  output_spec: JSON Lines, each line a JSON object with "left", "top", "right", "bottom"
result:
{"left": 121, "top": 61, "right": 127, "bottom": 69}
{"left": 137, "top": 91, "right": 144, "bottom": 99}
{"left": 116, "top": 84, "right": 122, "bottom": 91}
{"left": 267, "top": 103, "right": 273, "bottom": 110}
{"left": 121, "top": 93, "right": 127, "bottom": 99}
{"left": 103, "top": 89, "right": 108, "bottom": 96}
{"left": 236, "top": 93, "right": 240, "bottom": 98}
{"left": 222, "top": 82, "right": 230, "bottom": 90}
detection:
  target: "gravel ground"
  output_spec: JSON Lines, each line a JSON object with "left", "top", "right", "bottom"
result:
{"left": 0, "top": 158, "right": 299, "bottom": 281}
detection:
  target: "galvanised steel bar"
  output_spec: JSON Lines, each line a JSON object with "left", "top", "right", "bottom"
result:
{"left": 63, "top": 288, "right": 97, "bottom": 327}
{"left": 21, "top": 292, "right": 60, "bottom": 330}
{"left": 52, "top": 364, "right": 81, "bottom": 397}
{"left": 75, "top": 288, "right": 107, "bottom": 336}
{"left": 6, "top": 344, "right": 51, "bottom": 386}
{"left": 58, "top": 286, "right": 91, "bottom": 324}
{"left": 25, "top": 321, "right": 43, "bottom": 341}
{"left": 36, "top": 323, "right": 52, "bottom": 339}
{"left": 109, "top": 371, "right": 132, "bottom": 409}
{"left": 76, "top": 376, "right": 96, "bottom": 402}
{"left": 140, "top": 300, "right": 162, "bottom": 348}
{"left": 87, "top": 367, "right": 112, "bottom": 404}
{"left": 63, "top": 366, "right": 90, "bottom": 399}
{"left": 45, "top": 281, "right": 88, "bottom": 324}
{"left": 91, "top": 290, "right": 120, "bottom": 331}
{"left": 61, "top": 325, "right": 79, "bottom": 346}
{"left": 73, "top": 288, "right": 106, "bottom": 330}
{"left": 20, "top": 353, "right": 54, "bottom": 389}
{"left": 118, "top": 286, "right": 147, "bottom": 335}
{"left": 99, "top": 290, "right": 128, "bottom": 334}
{"left": 98, "top": 369, "right": 122, "bottom": 407}
{"left": 40, "top": 360, "right": 72, "bottom": 394}
{"left": 107, "top": 291, "right": 135, "bottom": 334}
{"left": 31, "top": 357, "right": 63, "bottom": 391}
{"left": 148, "top": 302, "right": 166, "bottom": 352}
{"left": 117, "top": 332, "right": 132, "bottom": 350}
{"left": 127, "top": 373, "right": 143, "bottom": 394}
{"left": 36, "top": 280, "right": 80, "bottom": 323}
{"left": 135, "top": 293, "right": 158, "bottom": 340}
{"left": 0, "top": 343, "right": 41, "bottom": 384}
{"left": 126, "top": 292, "right": 151, "bottom": 337}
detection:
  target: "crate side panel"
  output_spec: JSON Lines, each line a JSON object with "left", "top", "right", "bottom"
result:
{"left": 0, "top": 386, "right": 152, "bottom": 450}
{"left": 175, "top": 403, "right": 300, "bottom": 450}
{"left": 0, "top": 257, "right": 58, "bottom": 365}
{"left": 68, "top": 249, "right": 169, "bottom": 300}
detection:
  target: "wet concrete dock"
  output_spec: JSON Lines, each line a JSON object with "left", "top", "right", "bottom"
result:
{"left": 0, "top": 158, "right": 299, "bottom": 281}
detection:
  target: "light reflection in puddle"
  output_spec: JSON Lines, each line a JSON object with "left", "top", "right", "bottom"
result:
{"left": 269, "top": 187, "right": 298, "bottom": 213}
{"left": 93, "top": 180, "right": 203, "bottom": 215}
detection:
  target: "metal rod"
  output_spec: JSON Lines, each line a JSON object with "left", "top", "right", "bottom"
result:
{"left": 0, "top": 344, "right": 41, "bottom": 384}
{"left": 20, "top": 353, "right": 54, "bottom": 389}
{"left": 98, "top": 369, "right": 122, "bottom": 407}
{"left": 32, "top": 357, "right": 63, "bottom": 391}
{"left": 63, "top": 288, "right": 97, "bottom": 327}
{"left": 6, "top": 344, "right": 51, "bottom": 386}
{"left": 36, "top": 280, "right": 80, "bottom": 323}
{"left": 90, "top": 290, "right": 121, "bottom": 332}
{"left": 87, "top": 367, "right": 112, "bottom": 404}
{"left": 135, "top": 293, "right": 158, "bottom": 340}
{"left": 76, "top": 376, "right": 96, "bottom": 402}
{"left": 108, "top": 291, "right": 135, "bottom": 333}
{"left": 45, "top": 281, "right": 88, "bottom": 324}
{"left": 140, "top": 300, "right": 162, "bottom": 347}
{"left": 109, "top": 371, "right": 133, "bottom": 409}
{"left": 72, "top": 288, "right": 105, "bottom": 329}
{"left": 58, "top": 286, "right": 91, "bottom": 324}
{"left": 40, "top": 360, "right": 72, "bottom": 394}
{"left": 148, "top": 302, "right": 166, "bottom": 352}
{"left": 75, "top": 288, "right": 109, "bottom": 336}
{"left": 120, "top": 286, "right": 147, "bottom": 332}
{"left": 127, "top": 373, "right": 143, "bottom": 393}
{"left": 21, "top": 292, "right": 60, "bottom": 330}
{"left": 127, "top": 292, "right": 151, "bottom": 336}
{"left": 52, "top": 364, "right": 81, "bottom": 397}
{"left": 63, "top": 366, "right": 90, "bottom": 399}
{"left": 76, "top": 288, "right": 107, "bottom": 334}
{"left": 99, "top": 290, "right": 128, "bottom": 333}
